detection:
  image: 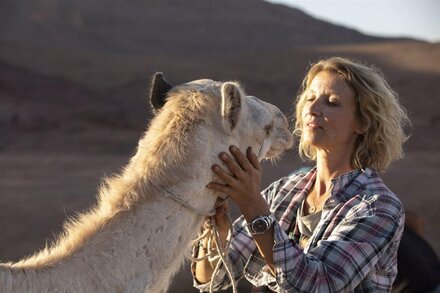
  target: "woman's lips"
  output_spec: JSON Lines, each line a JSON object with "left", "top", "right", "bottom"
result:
{"left": 306, "top": 122, "right": 322, "bottom": 129}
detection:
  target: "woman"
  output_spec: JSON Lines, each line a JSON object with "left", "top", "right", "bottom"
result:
{"left": 192, "top": 57, "right": 410, "bottom": 292}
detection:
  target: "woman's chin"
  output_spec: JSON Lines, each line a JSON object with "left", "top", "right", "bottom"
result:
{"left": 303, "top": 136, "right": 323, "bottom": 147}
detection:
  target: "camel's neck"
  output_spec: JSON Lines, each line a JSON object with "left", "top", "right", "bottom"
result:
{"left": 1, "top": 122, "right": 231, "bottom": 292}
{"left": 2, "top": 192, "right": 206, "bottom": 292}
{"left": 132, "top": 123, "right": 229, "bottom": 213}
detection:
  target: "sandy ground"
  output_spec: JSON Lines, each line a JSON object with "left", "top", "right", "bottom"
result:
{"left": 0, "top": 148, "right": 438, "bottom": 292}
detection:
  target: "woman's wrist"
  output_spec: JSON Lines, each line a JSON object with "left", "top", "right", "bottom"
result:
{"left": 238, "top": 194, "right": 271, "bottom": 222}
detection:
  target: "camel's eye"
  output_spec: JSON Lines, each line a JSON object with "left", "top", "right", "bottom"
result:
{"left": 264, "top": 124, "right": 273, "bottom": 136}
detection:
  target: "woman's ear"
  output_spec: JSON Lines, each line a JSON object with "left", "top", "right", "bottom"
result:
{"left": 221, "top": 82, "right": 243, "bottom": 131}
{"left": 354, "top": 113, "right": 369, "bottom": 135}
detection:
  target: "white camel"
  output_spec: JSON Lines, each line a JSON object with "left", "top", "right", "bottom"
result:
{"left": 0, "top": 73, "right": 293, "bottom": 292}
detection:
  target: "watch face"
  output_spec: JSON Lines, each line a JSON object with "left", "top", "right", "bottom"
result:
{"left": 252, "top": 219, "right": 268, "bottom": 233}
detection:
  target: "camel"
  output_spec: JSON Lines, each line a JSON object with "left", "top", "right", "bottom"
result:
{"left": 0, "top": 73, "right": 293, "bottom": 292}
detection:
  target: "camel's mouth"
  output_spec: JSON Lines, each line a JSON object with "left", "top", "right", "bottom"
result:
{"left": 264, "top": 135, "right": 294, "bottom": 159}
{"left": 265, "top": 145, "right": 289, "bottom": 159}
{"left": 265, "top": 147, "right": 284, "bottom": 159}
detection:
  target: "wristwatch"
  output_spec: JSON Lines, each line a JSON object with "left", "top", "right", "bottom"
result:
{"left": 246, "top": 214, "right": 276, "bottom": 235}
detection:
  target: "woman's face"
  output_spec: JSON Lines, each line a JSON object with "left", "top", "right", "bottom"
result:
{"left": 301, "top": 70, "right": 363, "bottom": 154}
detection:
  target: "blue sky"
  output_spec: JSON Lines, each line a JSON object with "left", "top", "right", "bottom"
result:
{"left": 265, "top": 0, "right": 440, "bottom": 43}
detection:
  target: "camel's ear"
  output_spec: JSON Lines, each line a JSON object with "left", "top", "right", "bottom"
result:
{"left": 221, "top": 82, "right": 243, "bottom": 131}
{"left": 149, "top": 72, "right": 173, "bottom": 112}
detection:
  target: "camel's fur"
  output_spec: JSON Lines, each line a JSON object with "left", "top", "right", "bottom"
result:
{"left": 0, "top": 76, "right": 293, "bottom": 292}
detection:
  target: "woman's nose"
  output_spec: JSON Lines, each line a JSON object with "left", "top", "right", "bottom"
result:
{"left": 307, "top": 99, "right": 322, "bottom": 117}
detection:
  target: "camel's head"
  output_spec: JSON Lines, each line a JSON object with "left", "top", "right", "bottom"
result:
{"left": 214, "top": 81, "right": 294, "bottom": 161}
{"left": 148, "top": 73, "right": 293, "bottom": 161}
{"left": 141, "top": 73, "right": 294, "bottom": 214}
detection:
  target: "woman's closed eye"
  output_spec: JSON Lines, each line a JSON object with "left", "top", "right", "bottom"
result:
{"left": 306, "top": 95, "right": 315, "bottom": 102}
{"left": 327, "top": 100, "right": 339, "bottom": 106}
{"left": 327, "top": 97, "right": 340, "bottom": 106}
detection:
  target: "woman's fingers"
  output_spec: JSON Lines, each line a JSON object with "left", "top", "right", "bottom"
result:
{"left": 206, "top": 181, "right": 234, "bottom": 196}
{"left": 229, "top": 145, "right": 254, "bottom": 172}
{"left": 216, "top": 146, "right": 258, "bottom": 180}
{"left": 208, "top": 146, "right": 261, "bottom": 201}
{"left": 218, "top": 152, "right": 246, "bottom": 178}
{"left": 247, "top": 147, "right": 262, "bottom": 171}
{"left": 211, "top": 164, "right": 237, "bottom": 186}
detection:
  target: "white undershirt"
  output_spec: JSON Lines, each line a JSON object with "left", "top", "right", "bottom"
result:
{"left": 297, "top": 199, "right": 322, "bottom": 248}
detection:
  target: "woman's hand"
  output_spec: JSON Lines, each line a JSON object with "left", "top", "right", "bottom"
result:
{"left": 205, "top": 145, "right": 275, "bottom": 275}
{"left": 206, "top": 145, "right": 269, "bottom": 220}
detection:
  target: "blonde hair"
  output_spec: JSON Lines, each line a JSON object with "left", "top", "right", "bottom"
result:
{"left": 294, "top": 57, "right": 410, "bottom": 172}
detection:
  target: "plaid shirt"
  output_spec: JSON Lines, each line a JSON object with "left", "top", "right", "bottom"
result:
{"left": 193, "top": 167, "right": 405, "bottom": 292}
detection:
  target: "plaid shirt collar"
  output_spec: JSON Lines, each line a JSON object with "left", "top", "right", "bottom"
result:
{"left": 278, "top": 167, "right": 370, "bottom": 232}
